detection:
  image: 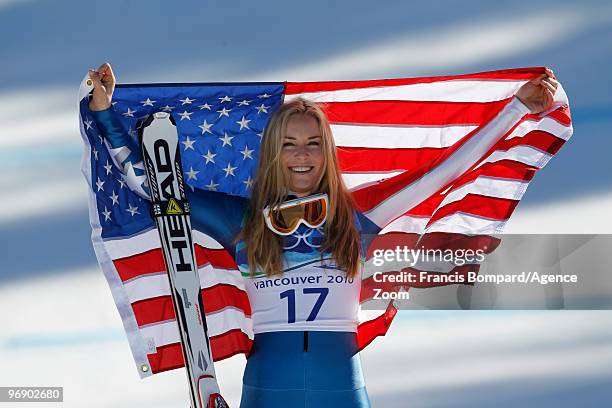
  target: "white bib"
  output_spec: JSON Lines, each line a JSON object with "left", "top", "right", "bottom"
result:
{"left": 244, "top": 260, "right": 361, "bottom": 334}
{"left": 236, "top": 224, "right": 363, "bottom": 334}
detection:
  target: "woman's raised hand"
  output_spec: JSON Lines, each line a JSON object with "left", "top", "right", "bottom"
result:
{"left": 88, "top": 62, "right": 116, "bottom": 111}
{"left": 515, "top": 67, "right": 559, "bottom": 114}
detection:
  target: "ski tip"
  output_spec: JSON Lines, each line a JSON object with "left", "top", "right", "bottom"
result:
{"left": 208, "top": 393, "right": 229, "bottom": 408}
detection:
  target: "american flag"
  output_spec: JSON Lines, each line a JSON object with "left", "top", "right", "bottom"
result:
{"left": 78, "top": 67, "right": 573, "bottom": 377}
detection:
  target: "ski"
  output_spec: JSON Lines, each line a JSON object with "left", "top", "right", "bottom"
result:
{"left": 140, "top": 112, "right": 228, "bottom": 408}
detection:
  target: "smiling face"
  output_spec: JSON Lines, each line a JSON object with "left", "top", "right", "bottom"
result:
{"left": 280, "top": 113, "right": 325, "bottom": 197}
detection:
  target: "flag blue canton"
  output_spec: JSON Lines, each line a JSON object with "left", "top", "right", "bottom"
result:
{"left": 80, "top": 82, "right": 284, "bottom": 239}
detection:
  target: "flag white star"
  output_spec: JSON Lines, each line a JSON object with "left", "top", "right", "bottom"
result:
{"left": 187, "top": 166, "right": 199, "bottom": 180}
{"left": 92, "top": 148, "right": 99, "bottom": 160}
{"left": 219, "top": 132, "right": 234, "bottom": 147}
{"left": 236, "top": 116, "right": 251, "bottom": 130}
{"left": 198, "top": 103, "right": 212, "bottom": 110}
{"left": 162, "top": 105, "right": 175, "bottom": 112}
{"left": 140, "top": 98, "right": 156, "bottom": 106}
{"left": 222, "top": 162, "right": 237, "bottom": 177}
{"left": 242, "top": 176, "right": 254, "bottom": 189}
{"left": 237, "top": 99, "right": 252, "bottom": 106}
{"left": 84, "top": 118, "right": 93, "bottom": 130}
{"left": 96, "top": 177, "right": 105, "bottom": 191}
{"left": 126, "top": 204, "right": 140, "bottom": 216}
{"left": 240, "top": 145, "right": 254, "bottom": 160}
{"left": 182, "top": 136, "right": 196, "bottom": 150}
{"left": 180, "top": 97, "right": 196, "bottom": 105}
{"left": 98, "top": 135, "right": 104, "bottom": 144}
{"left": 122, "top": 108, "right": 136, "bottom": 117}
{"left": 219, "top": 95, "right": 233, "bottom": 103}
{"left": 217, "top": 107, "right": 231, "bottom": 118}
{"left": 110, "top": 190, "right": 119, "bottom": 206}
{"left": 118, "top": 178, "right": 127, "bottom": 189}
{"left": 258, "top": 93, "right": 271, "bottom": 99}
{"left": 102, "top": 206, "right": 112, "bottom": 221}
{"left": 128, "top": 127, "right": 138, "bottom": 138}
{"left": 205, "top": 180, "right": 219, "bottom": 191}
{"left": 179, "top": 110, "right": 193, "bottom": 121}
{"left": 198, "top": 120, "right": 213, "bottom": 134}
{"left": 256, "top": 104, "right": 269, "bottom": 114}
{"left": 104, "top": 160, "right": 113, "bottom": 175}
{"left": 256, "top": 132, "right": 263, "bottom": 139}
{"left": 202, "top": 149, "right": 216, "bottom": 164}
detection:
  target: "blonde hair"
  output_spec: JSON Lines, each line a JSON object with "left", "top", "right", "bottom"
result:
{"left": 235, "top": 97, "right": 361, "bottom": 278}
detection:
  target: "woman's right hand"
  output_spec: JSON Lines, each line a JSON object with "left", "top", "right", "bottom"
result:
{"left": 88, "top": 62, "right": 116, "bottom": 111}
{"left": 515, "top": 67, "right": 558, "bottom": 114}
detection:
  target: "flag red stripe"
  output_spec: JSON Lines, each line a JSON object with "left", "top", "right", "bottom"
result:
{"left": 147, "top": 343, "right": 185, "bottom": 374}
{"left": 114, "top": 245, "right": 237, "bottom": 282}
{"left": 404, "top": 193, "right": 445, "bottom": 218}
{"left": 131, "top": 284, "right": 251, "bottom": 327}
{"left": 285, "top": 68, "right": 544, "bottom": 95}
{"left": 428, "top": 194, "right": 519, "bottom": 226}
{"left": 322, "top": 100, "right": 507, "bottom": 126}
{"left": 497, "top": 130, "right": 566, "bottom": 155}
{"left": 209, "top": 328, "right": 253, "bottom": 361}
{"left": 114, "top": 248, "right": 165, "bottom": 281}
{"left": 194, "top": 245, "right": 239, "bottom": 269}
{"left": 527, "top": 105, "right": 572, "bottom": 127}
{"left": 441, "top": 159, "right": 537, "bottom": 192}
{"left": 201, "top": 284, "right": 252, "bottom": 316}
{"left": 338, "top": 145, "right": 447, "bottom": 173}
{"left": 147, "top": 329, "right": 253, "bottom": 374}
{"left": 356, "top": 302, "right": 397, "bottom": 351}
{"left": 132, "top": 296, "right": 175, "bottom": 327}
{"left": 351, "top": 161, "right": 434, "bottom": 212}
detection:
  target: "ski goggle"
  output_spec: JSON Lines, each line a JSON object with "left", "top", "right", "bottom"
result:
{"left": 263, "top": 193, "right": 328, "bottom": 236}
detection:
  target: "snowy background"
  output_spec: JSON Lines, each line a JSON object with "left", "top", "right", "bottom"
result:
{"left": 0, "top": 0, "right": 611, "bottom": 406}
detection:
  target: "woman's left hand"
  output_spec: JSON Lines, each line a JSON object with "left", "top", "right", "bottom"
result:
{"left": 515, "top": 67, "right": 559, "bottom": 114}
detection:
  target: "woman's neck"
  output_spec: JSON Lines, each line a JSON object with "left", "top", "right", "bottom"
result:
{"left": 287, "top": 189, "right": 311, "bottom": 198}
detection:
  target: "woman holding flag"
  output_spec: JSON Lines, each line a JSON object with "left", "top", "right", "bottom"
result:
{"left": 87, "top": 62, "right": 558, "bottom": 407}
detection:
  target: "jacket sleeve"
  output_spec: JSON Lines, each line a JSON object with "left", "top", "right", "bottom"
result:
{"left": 188, "top": 189, "right": 249, "bottom": 258}
{"left": 90, "top": 107, "right": 150, "bottom": 199}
